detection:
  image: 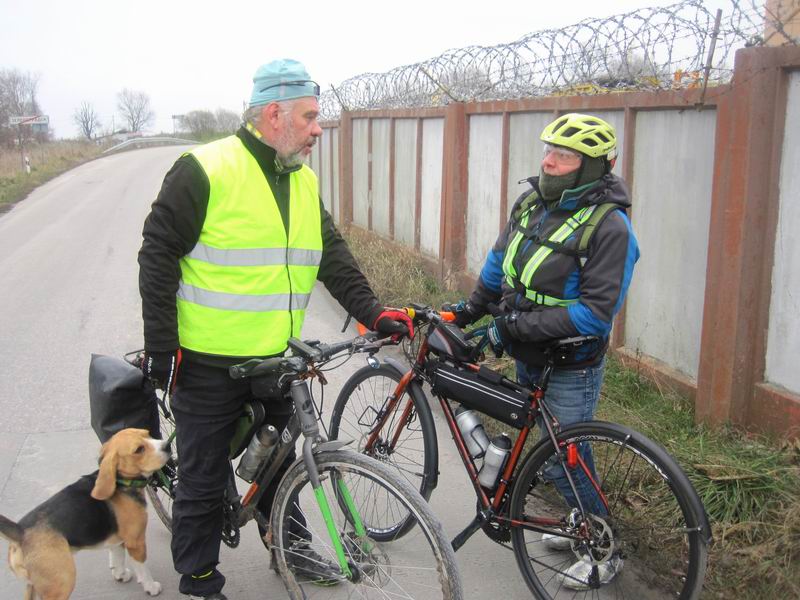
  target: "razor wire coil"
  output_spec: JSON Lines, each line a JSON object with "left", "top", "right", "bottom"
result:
{"left": 319, "top": 0, "right": 793, "bottom": 120}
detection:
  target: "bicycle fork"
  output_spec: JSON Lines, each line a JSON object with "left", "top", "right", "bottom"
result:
{"left": 290, "top": 380, "right": 372, "bottom": 581}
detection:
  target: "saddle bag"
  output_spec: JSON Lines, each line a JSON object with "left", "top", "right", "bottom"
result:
{"left": 428, "top": 361, "right": 530, "bottom": 429}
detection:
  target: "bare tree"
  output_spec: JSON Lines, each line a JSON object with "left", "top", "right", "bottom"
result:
{"left": 117, "top": 88, "right": 155, "bottom": 133}
{"left": 0, "top": 69, "right": 43, "bottom": 147}
{"left": 73, "top": 102, "right": 101, "bottom": 140}
{"left": 214, "top": 108, "right": 240, "bottom": 134}
{"left": 182, "top": 110, "right": 217, "bottom": 138}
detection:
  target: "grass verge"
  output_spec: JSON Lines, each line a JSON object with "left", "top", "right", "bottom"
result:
{"left": 344, "top": 226, "right": 800, "bottom": 599}
{"left": 0, "top": 141, "right": 103, "bottom": 209}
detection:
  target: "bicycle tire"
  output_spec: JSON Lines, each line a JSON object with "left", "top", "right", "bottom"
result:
{"left": 329, "top": 363, "right": 438, "bottom": 539}
{"left": 270, "top": 450, "right": 462, "bottom": 600}
{"left": 509, "top": 421, "right": 709, "bottom": 600}
{"left": 145, "top": 406, "right": 178, "bottom": 532}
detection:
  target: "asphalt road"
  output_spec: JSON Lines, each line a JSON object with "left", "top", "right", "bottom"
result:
{"left": 0, "top": 146, "right": 533, "bottom": 599}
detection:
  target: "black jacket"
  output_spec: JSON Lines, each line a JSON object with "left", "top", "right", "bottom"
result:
{"left": 138, "top": 127, "right": 383, "bottom": 366}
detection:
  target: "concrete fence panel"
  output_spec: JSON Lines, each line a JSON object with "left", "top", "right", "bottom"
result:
{"left": 331, "top": 127, "right": 340, "bottom": 224}
{"left": 352, "top": 119, "right": 369, "bottom": 228}
{"left": 625, "top": 109, "right": 717, "bottom": 380}
{"left": 371, "top": 119, "right": 391, "bottom": 236}
{"left": 507, "top": 112, "right": 553, "bottom": 216}
{"left": 420, "top": 118, "right": 445, "bottom": 259}
{"left": 394, "top": 119, "right": 418, "bottom": 246}
{"left": 466, "top": 114, "right": 504, "bottom": 274}
{"left": 765, "top": 71, "right": 800, "bottom": 395}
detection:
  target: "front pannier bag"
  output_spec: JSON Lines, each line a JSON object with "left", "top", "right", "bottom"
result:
{"left": 428, "top": 361, "right": 530, "bottom": 429}
{"left": 89, "top": 354, "right": 160, "bottom": 443}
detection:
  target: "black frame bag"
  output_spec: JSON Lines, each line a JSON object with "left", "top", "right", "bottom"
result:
{"left": 89, "top": 354, "right": 159, "bottom": 443}
{"left": 428, "top": 360, "right": 530, "bottom": 429}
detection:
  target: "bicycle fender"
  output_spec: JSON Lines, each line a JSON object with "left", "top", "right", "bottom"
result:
{"left": 383, "top": 357, "right": 408, "bottom": 377}
{"left": 312, "top": 440, "right": 353, "bottom": 454}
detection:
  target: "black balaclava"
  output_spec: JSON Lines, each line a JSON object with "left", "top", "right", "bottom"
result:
{"left": 539, "top": 155, "right": 607, "bottom": 204}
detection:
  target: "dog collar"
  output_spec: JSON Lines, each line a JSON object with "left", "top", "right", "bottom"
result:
{"left": 116, "top": 477, "right": 149, "bottom": 489}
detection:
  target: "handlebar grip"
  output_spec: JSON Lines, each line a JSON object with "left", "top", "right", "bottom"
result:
{"left": 228, "top": 357, "right": 283, "bottom": 379}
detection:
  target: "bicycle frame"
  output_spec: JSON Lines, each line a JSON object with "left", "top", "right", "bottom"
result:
{"left": 361, "top": 327, "right": 609, "bottom": 551}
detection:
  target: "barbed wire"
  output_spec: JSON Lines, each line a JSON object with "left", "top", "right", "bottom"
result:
{"left": 319, "top": 0, "right": 794, "bottom": 120}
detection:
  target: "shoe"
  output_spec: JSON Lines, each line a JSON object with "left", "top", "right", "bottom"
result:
{"left": 285, "top": 542, "right": 342, "bottom": 586}
{"left": 542, "top": 508, "right": 579, "bottom": 551}
{"left": 541, "top": 531, "right": 573, "bottom": 550}
{"left": 188, "top": 594, "right": 228, "bottom": 600}
{"left": 559, "top": 555, "right": 623, "bottom": 590}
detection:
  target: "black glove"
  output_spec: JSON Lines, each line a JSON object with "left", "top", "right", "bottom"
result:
{"left": 141, "top": 349, "right": 182, "bottom": 393}
{"left": 372, "top": 309, "right": 414, "bottom": 341}
{"left": 487, "top": 316, "right": 512, "bottom": 358}
{"left": 442, "top": 300, "right": 482, "bottom": 328}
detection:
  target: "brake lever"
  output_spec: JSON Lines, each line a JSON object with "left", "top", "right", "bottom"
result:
{"left": 341, "top": 313, "right": 352, "bottom": 333}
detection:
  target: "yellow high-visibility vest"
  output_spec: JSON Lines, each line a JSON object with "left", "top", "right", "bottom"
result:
{"left": 178, "top": 135, "right": 322, "bottom": 356}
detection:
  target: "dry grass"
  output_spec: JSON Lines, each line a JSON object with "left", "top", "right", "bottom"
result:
{"left": 344, "top": 227, "right": 800, "bottom": 599}
{"left": 0, "top": 140, "right": 102, "bottom": 208}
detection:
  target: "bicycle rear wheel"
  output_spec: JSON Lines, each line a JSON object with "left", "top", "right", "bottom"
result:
{"left": 329, "top": 364, "right": 438, "bottom": 539}
{"left": 270, "top": 450, "right": 461, "bottom": 600}
{"left": 509, "top": 421, "right": 709, "bottom": 600}
{"left": 145, "top": 404, "right": 177, "bottom": 531}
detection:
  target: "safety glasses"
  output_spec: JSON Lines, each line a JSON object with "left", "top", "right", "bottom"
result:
{"left": 260, "top": 80, "right": 321, "bottom": 96}
{"left": 542, "top": 143, "right": 582, "bottom": 165}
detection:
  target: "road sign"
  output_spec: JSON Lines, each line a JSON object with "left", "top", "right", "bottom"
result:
{"left": 9, "top": 115, "right": 49, "bottom": 126}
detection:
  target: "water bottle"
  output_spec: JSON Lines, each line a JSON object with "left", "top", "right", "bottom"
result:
{"left": 236, "top": 424, "right": 278, "bottom": 482}
{"left": 455, "top": 405, "right": 490, "bottom": 458}
{"left": 478, "top": 433, "right": 512, "bottom": 489}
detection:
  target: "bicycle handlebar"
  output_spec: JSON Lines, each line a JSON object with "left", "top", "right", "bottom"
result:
{"left": 228, "top": 331, "right": 386, "bottom": 380}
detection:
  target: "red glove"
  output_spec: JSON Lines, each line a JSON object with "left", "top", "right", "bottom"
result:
{"left": 372, "top": 309, "right": 414, "bottom": 341}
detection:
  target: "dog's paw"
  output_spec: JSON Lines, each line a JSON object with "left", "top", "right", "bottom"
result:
{"left": 143, "top": 580, "right": 162, "bottom": 596}
{"left": 111, "top": 566, "right": 133, "bottom": 582}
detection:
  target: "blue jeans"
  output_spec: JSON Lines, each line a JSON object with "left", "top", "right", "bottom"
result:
{"left": 517, "top": 358, "right": 607, "bottom": 516}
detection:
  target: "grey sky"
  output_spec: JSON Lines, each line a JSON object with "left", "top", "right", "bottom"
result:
{"left": 2, "top": 0, "right": 730, "bottom": 139}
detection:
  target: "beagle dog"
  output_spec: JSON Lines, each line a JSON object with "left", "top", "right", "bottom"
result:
{"left": 0, "top": 428, "right": 169, "bottom": 600}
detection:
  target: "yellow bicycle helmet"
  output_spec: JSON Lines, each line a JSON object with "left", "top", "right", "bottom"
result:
{"left": 540, "top": 113, "right": 617, "bottom": 160}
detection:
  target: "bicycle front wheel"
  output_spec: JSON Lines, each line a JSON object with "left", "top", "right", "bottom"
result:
{"left": 329, "top": 364, "right": 438, "bottom": 539}
{"left": 270, "top": 450, "right": 462, "bottom": 600}
{"left": 509, "top": 421, "right": 709, "bottom": 600}
{"left": 145, "top": 405, "right": 177, "bottom": 531}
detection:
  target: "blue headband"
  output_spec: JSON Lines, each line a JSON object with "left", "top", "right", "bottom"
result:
{"left": 249, "top": 58, "right": 319, "bottom": 108}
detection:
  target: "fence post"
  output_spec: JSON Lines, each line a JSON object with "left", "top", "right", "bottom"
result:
{"left": 440, "top": 102, "right": 469, "bottom": 287}
{"left": 338, "top": 110, "right": 354, "bottom": 227}
{"left": 696, "top": 47, "right": 787, "bottom": 429}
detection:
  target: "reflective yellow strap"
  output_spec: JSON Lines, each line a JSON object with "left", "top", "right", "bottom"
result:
{"left": 525, "top": 290, "right": 579, "bottom": 307}
{"left": 519, "top": 206, "right": 595, "bottom": 287}
{"left": 502, "top": 211, "right": 531, "bottom": 282}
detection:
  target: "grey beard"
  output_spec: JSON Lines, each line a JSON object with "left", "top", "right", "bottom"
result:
{"left": 276, "top": 151, "right": 306, "bottom": 168}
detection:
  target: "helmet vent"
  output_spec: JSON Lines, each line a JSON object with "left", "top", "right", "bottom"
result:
{"left": 562, "top": 126, "right": 580, "bottom": 137}
{"left": 596, "top": 132, "right": 609, "bottom": 143}
{"left": 583, "top": 138, "right": 598, "bottom": 147}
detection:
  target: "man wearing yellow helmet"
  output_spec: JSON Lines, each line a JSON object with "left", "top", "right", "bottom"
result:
{"left": 449, "top": 113, "right": 639, "bottom": 589}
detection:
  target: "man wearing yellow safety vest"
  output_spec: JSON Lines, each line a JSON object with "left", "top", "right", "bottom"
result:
{"left": 448, "top": 113, "right": 639, "bottom": 590}
{"left": 138, "top": 59, "right": 412, "bottom": 600}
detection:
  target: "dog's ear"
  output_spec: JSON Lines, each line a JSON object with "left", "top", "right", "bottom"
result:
{"left": 92, "top": 443, "right": 118, "bottom": 500}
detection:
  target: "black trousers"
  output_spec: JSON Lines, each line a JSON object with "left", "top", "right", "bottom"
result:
{"left": 170, "top": 358, "right": 297, "bottom": 596}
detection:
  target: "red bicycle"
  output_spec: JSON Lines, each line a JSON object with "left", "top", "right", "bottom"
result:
{"left": 329, "top": 304, "right": 710, "bottom": 599}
